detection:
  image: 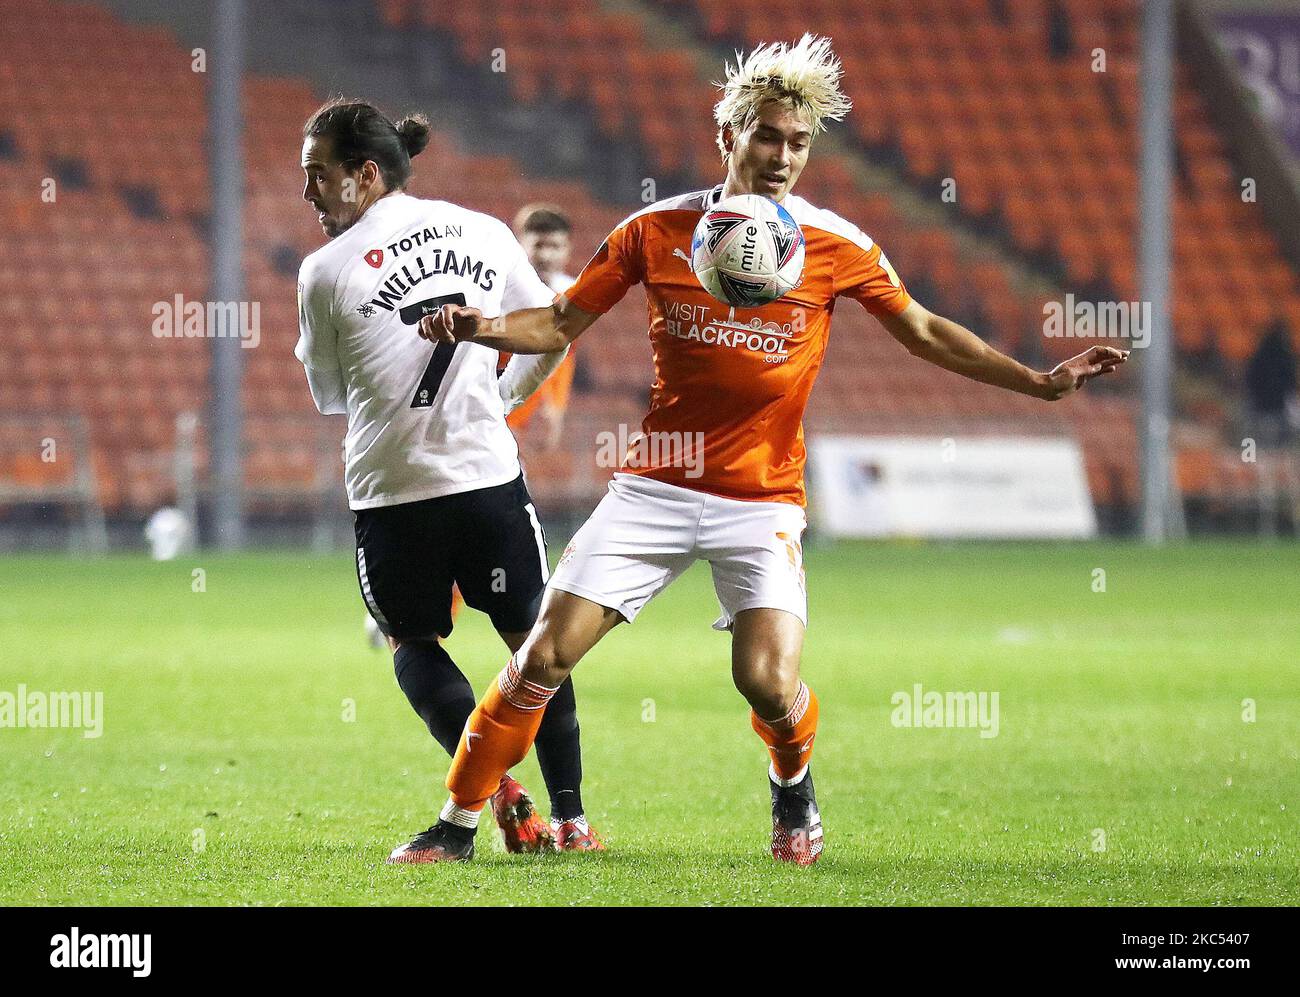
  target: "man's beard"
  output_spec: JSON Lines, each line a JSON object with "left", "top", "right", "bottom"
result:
{"left": 320, "top": 209, "right": 357, "bottom": 239}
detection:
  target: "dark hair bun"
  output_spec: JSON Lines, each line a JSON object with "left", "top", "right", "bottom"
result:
{"left": 396, "top": 114, "right": 431, "bottom": 158}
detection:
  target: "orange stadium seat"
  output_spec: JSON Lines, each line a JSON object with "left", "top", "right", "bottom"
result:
{"left": 3, "top": 0, "right": 1292, "bottom": 519}
{"left": 0, "top": 0, "right": 641, "bottom": 513}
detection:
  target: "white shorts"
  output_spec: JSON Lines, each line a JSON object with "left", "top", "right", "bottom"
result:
{"left": 550, "top": 473, "right": 808, "bottom": 631}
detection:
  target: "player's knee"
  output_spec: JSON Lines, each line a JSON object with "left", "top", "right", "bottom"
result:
{"left": 516, "top": 636, "right": 577, "bottom": 688}
{"left": 390, "top": 632, "right": 441, "bottom": 655}
{"left": 733, "top": 652, "right": 801, "bottom": 718}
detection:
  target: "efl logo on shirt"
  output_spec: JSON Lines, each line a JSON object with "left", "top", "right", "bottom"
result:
{"left": 363, "top": 248, "right": 384, "bottom": 269}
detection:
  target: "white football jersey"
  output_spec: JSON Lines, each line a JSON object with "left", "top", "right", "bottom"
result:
{"left": 296, "top": 192, "right": 556, "bottom": 510}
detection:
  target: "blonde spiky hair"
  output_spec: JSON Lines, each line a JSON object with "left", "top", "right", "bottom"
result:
{"left": 713, "top": 33, "right": 851, "bottom": 161}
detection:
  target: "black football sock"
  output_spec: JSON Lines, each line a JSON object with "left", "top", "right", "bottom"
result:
{"left": 393, "top": 639, "right": 476, "bottom": 757}
{"left": 533, "top": 676, "right": 585, "bottom": 821}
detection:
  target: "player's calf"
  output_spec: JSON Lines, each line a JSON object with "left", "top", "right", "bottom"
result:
{"left": 750, "top": 681, "right": 822, "bottom": 864}
{"left": 444, "top": 657, "right": 558, "bottom": 816}
{"left": 392, "top": 638, "right": 476, "bottom": 756}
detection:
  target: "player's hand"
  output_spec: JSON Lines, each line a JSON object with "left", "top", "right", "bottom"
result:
{"left": 1041, "top": 346, "right": 1129, "bottom": 400}
{"left": 418, "top": 304, "right": 483, "bottom": 344}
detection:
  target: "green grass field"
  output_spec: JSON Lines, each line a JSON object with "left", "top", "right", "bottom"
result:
{"left": 0, "top": 541, "right": 1296, "bottom": 906}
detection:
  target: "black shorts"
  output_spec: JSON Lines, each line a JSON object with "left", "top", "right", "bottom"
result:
{"left": 353, "top": 474, "right": 549, "bottom": 641}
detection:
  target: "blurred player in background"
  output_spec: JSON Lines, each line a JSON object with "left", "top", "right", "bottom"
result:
{"left": 505, "top": 204, "right": 580, "bottom": 450}
{"left": 413, "top": 36, "right": 1127, "bottom": 865}
{"left": 296, "top": 98, "right": 599, "bottom": 861}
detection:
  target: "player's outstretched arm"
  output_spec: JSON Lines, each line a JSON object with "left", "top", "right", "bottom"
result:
{"left": 418, "top": 296, "right": 599, "bottom": 355}
{"left": 878, "top": 300, "right": 1129, "bottom": 401}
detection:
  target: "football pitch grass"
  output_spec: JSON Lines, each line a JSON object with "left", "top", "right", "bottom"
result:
{"left": 1, "top": 541, "right": 1296, "bottom": 906}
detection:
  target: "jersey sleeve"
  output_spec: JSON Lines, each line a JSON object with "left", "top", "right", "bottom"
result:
{"left": 498, "top": 345, "right": 570, "bottom": 414}
{"left": 540, "top": 349, "right": 575, "bottom": 410}
{"left": 499, "top": 228, "right": 558, "bottom": 314}
{"left": 834, "top": 239, "right": 912, "bottom": 318}
{"left": 562, "top": 216, "right": 643, "bottom": 315}
{"left": 295, "top": 257, "right": 347, "bottom": 416}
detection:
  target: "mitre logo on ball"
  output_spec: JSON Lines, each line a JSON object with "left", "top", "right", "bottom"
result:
{"left": 690, "top": 194, "right": 805, "bottom": 308}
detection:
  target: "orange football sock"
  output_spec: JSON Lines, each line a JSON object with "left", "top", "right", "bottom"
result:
{"left": 751, "top": 682, "right": 819, "bottom": 782}
{"left": 446, "top": 657, "right": 557, "bottom": 810}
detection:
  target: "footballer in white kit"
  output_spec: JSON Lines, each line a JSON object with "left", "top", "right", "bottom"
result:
{"left": 296, "top": 98, "right": 601, "bottom": 860}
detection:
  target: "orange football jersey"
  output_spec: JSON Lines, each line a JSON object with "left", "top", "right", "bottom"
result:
{"left": 565, "top": 185, "right": 911, "bottom": 506}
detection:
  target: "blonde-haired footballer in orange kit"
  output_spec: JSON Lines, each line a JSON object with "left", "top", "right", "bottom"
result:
{"left": 403, "top": 35, "right": 1128, "bottom": 864}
